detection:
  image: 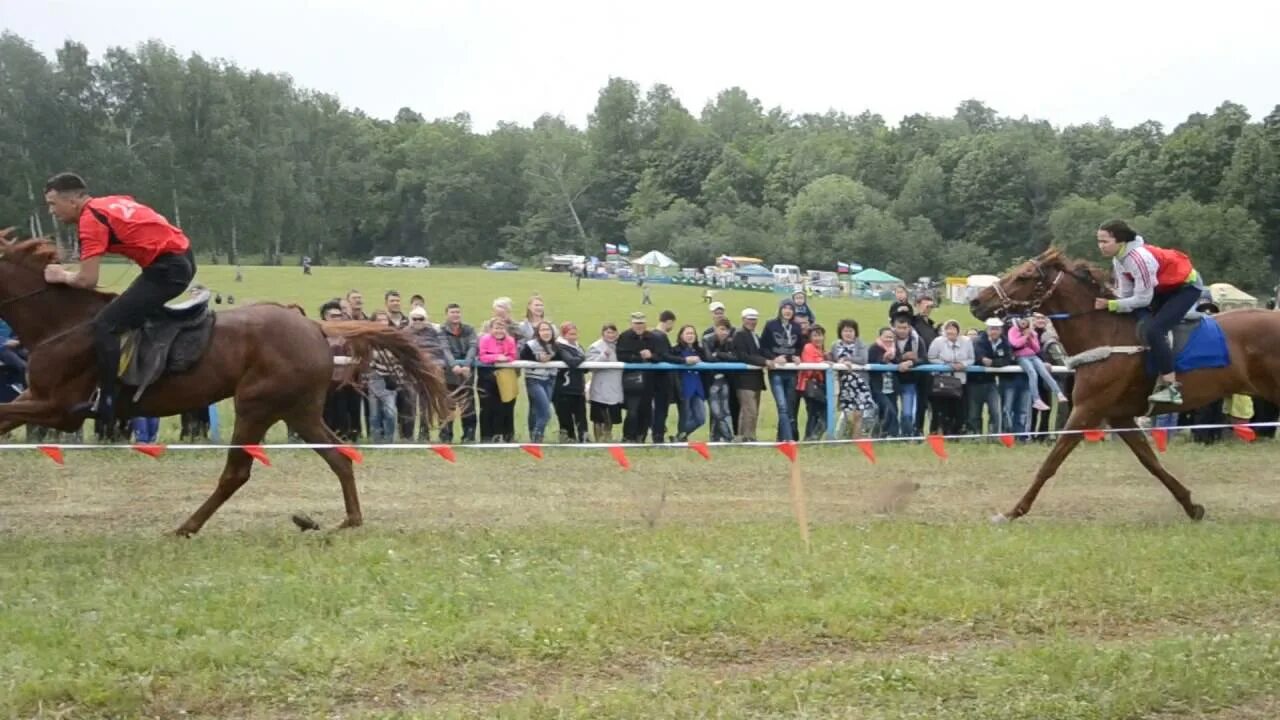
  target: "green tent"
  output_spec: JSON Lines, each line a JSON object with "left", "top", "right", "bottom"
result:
{"left": 851, "top": 268, "right": 901, "bottom": 284}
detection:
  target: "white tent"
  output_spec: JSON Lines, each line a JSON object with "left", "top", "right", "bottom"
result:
{"left": 631, "top": 250, "right": 678, "bottom": 268}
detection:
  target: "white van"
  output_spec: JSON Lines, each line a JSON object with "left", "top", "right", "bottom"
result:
{"left": 771, "top": 264, "right": 802, "bottom": 285}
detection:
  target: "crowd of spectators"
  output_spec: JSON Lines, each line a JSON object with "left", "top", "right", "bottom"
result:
{"left": 2, "top": 283, "right": 1275, "bottom": 446}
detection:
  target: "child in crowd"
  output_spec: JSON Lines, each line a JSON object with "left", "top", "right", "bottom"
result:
{"left": 1008, "top": 316, "right": 1068, "bottom": 412}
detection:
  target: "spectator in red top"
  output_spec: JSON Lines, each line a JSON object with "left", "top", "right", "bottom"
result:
{"left": 43, "top": 172, "right": 196, "bottom": 429}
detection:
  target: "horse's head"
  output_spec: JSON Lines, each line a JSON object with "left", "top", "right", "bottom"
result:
{"left": 970, "top": 247, "right": 1111, "bottom": 320}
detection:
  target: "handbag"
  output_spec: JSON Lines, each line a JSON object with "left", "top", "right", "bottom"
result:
{"left": 803, "top": 379, "right": 825, "bottom": 400}
{"left": 929, "top": 373, "right": 963, "bottom": 400}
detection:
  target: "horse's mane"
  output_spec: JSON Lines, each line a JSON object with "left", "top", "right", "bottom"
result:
{"left": 1038, "top": 246, "right": 1113, "bottom": 298}
{"left": 1, "top": 239, "right": 62, "bottom": 270}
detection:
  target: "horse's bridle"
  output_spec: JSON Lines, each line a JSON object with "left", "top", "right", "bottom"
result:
{"left": 989, "top": 259, "right": 1066, "bottom": 317}
{"left": 0, "top": 286, "right": 50, "bottom": 311}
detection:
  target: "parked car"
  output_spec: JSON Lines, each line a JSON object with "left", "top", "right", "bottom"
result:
{"left": 485, "top": 261, "right": 519, "bottom": 271}
{"left": 404, "top": 256, "right": 430, "bottom": 268}
{"left": 366, "top": 256, "right": 394, "bottom": 267}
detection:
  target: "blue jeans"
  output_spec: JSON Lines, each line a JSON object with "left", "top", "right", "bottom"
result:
{"left": 1017, "top": 356, "right": 1063, "bottom": 397}
{"left": 1001, "top": 376, "right": 1031, "bottom": 438}
{"left": 678, "top": 394, "right": 707, "bottom": 436}
{"left": 525, "top": 375, "right": 555, "bottom": 439}
{"left": 366, "top": 374, "right": 398, "bottom": 443}
{"left": 130, "top": 417, "right": 159, "bottom": 443}
{"left": 898, "top": 382, "right": 918, "bottom": 437}
{"left": 966, "top": 382, "right": 1002, "bottom": 434}
{"left": 769, "top": 372, "right": 799, "bottom": 442}
{"left": 708, "top": 379, "right": 734, "bottom": 442}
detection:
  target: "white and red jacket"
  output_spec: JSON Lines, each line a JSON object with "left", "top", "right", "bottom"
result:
{"left": 1110, "top": 236, "right": 1199, "bottom": 313}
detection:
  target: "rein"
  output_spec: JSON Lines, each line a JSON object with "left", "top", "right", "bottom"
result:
{"left": 0, "top": 286, "right": 49, "bottom": 311}
{"left": 991, "top": 259, "right": 1107, "bottom": 322}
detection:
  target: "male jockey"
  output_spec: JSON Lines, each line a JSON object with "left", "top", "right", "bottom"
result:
{"left": 43, "top": 172, "right": 197, "bottom": 427}
{"left": 1093, "top": 219, "right": 1203, "bottom": 406}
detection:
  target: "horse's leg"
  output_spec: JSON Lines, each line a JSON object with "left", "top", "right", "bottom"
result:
{"left": 997, "top": 405, "right": 1101, "bottom": 522}
{"left": 174, "top": 411, "right": 273, "bottom": 537}
{"left": 1109, "top": 416, "right": 1204, "bottom": 521}
{"left": 288, "top": 406, "right": 363, "bottom": 529}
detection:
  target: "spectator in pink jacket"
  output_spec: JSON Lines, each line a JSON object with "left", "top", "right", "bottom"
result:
{"left": 477, "top": 318, "right": 519, "bottom": 442}
{"left": 1008, "top": 317, "right": 1067, "bottom": 412}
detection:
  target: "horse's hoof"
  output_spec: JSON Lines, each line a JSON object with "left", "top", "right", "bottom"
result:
{"left": 1189, "top": 504, "right": 1206, "bottom": 522}
{"left": 990, "top": 513, "right": 1009, "bottom": 524}
{"left": 172, "top": 527, "right": 195, "bottom": 538}
{"left": 336, "top": 517, "right": 363, "bottom": 530}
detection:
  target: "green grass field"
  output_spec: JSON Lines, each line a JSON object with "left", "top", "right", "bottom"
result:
{"left": 2, "top": 442, "right": 1279, "bottom": 718}
{"left": 86, "top": 260, "right": 964, "bottom": 443}
{"left": 6, "top": 263, "right": 1278, "bottom": 718}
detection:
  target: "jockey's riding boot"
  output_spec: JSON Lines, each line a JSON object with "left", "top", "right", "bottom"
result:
{"left": 1148, "top": 381, "right": 1184, "bottom": 406}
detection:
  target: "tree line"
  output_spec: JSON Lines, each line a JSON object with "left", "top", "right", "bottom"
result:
{"left": 1, "top": 33, "right": 1277, "bottom": 291}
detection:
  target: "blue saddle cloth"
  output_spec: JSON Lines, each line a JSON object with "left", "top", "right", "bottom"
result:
{"left": 1142, "top": 315, "right": 1230, "bottom": 376}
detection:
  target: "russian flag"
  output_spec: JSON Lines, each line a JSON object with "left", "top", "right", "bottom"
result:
{"left": 605, "top": 243, "right": 618, "bottom": 255}
{"left": 836, "top": 261, "right": 850, "bottom": 273}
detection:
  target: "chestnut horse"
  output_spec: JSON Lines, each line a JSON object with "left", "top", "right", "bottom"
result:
{"left": 970, "top": 247, "right": 1280, "bottom": 522}
{"left": 0, "top": 230, "right": 449, "bottom": 535}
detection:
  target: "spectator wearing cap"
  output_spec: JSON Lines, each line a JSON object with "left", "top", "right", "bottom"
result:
{"left": 438, "top": 303, "right": 478, "bottom": 444}
{"left": 406, "top": 306, "right": 443, "bottom": 440}
{"left": 760, "top": 300, "right": 804, "bottom": 442}
{"left": 586, "top": 323, "right": 623, "bottom": 441}
{"left": 731, "top": 308, "right": 768, "bottom": 441}
{"left": 617, "top": 311, "right": 662, "bottom": 442}
{"left": 969, "top": 317, "right": 1011, "bottom": 435}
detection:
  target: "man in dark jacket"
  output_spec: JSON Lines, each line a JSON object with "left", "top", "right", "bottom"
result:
{"left": 438, "top": 303, "right": 478, "bottom": 443}
{"left": 650, "top": 310, "right": 677, "bottom": 443}
{"left": 617, "top": 311, "right": 663, "bottom": 442}
{"left": 731, "top": 308, "right": 769, "bottom": 442}
{"left": 702, "top": 301, "right": 739, "bottom": 435}
{"left": 970, "top": 317, "right": 1013, "bottom": 434}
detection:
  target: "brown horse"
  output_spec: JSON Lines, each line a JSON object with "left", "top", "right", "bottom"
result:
{"left": 0, "top": 230, "right": 449, "bottom": 535}
{"left": 970, "top": 247, "right": 1280, "bottom": 522}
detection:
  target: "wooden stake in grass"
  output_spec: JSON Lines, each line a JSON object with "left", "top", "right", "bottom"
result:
{"left": 777, "top": 442, "right": 810, "bottom": 552}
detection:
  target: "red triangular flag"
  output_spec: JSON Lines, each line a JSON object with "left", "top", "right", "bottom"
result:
{"left": 430, "top": 445, "right": 457, "bottom": 463}
{"left": 776, "top": 441, "right": 798, "bottom": 463}
{"left": 37, "top": 445, "right": 64, "bottom": 465}
{"left": 520, "top": 444, "right": 544, "bottom": 460}
{"left": 688, "top": 441, "right": 710, "bottom": 460}
{"left": 927, "top": 434, "right": 948, "bottom": 460}
{"left": 1151, "top": 428, "right": 1168, "bottom": 453}
{"left": 132, "top": 443, "right": 165, "bottom": 458}
{"left": 1233, "top": 424, "right": 1257, "bottom": 442}
{"left": 243, "top": 445, "right": 271, "bottom": 466}
{"left": 607, "top": 445, "right": 630, "bottom": 470}
{"left": 854, "top": 439, "right": 876, "bottom": 464}
{"left": 998, "top": 434, "right": 1015, "bottom": 448}
{"left": 336, "top": 445, "right": 363, "bottom": 464}
{"left": 1083, "top": 429, "right": 1106, "bottom": 442}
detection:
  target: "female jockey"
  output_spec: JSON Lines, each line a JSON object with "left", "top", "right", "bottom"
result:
{"left": 1093, "top": 219, "right": 1202, "bottom": 405}
{"left": 43, "top": 172, "right": 196, "bottom": 428}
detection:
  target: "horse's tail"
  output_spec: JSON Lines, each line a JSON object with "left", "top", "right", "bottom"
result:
{"left": 320, "top": 321, "right": 453, "bottom": 425}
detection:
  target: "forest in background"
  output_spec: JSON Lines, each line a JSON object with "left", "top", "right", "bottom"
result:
{"left": 1, "top": 33, "right": 1277, "bottom": 290}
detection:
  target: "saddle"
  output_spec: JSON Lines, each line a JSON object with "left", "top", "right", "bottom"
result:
{"left": 118, "top": 290, "right": 216, "bottom": 401}
{"left": 1134, "top": 310, "right": 1230, "bottom": 376}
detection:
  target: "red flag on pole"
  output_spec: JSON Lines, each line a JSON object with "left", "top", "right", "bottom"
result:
{"left": 520, "top": 444, "right": 544, "bottom": 460}
{"left": 927, "top": 434, "right": 948, "bottom": 460}
{"left": 1233, "top": 424, "right": 1257, "bottom": 442}
{"left": 132, "top": 443, "right": 165, "bottom": 458}
{"left": 1083, "top": 429, "right": 1106, "bottom": 442}
{"left": 1151, "top": 428, "right": 1168, "bottom": 453}
{"left": 998, "top": 434, "right": 1015, "bottom": 448}
{"left": 608, "top": 445, "right": 630, "bottom": 470}
{"left": 37, "top": 445, "right": 64, "bottom": 465}
{"left": 776, "top": 441, "right": 798, "bottom": 463}
{"left": 243, "top": 445, "right": 271, "bottom": 466}
{"left": 688, "top": 441, "right": 711, "bottom": 460}
{"left": 336, "top": 445, "right": 364, "bottom": 464}
{"left": 854, "top": 439, "right": 876, "bottom": 464}
{"left": 430, "top": 445, "right": 457, "bottom": 463}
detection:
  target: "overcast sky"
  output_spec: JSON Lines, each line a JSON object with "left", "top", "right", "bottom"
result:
{"left": 6, "top": 0, "right": 1278, "bottom": 132}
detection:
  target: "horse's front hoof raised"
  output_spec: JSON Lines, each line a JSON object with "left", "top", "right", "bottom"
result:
{"left": 990, "top": 513, "right": 1010, "bottom": 524}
